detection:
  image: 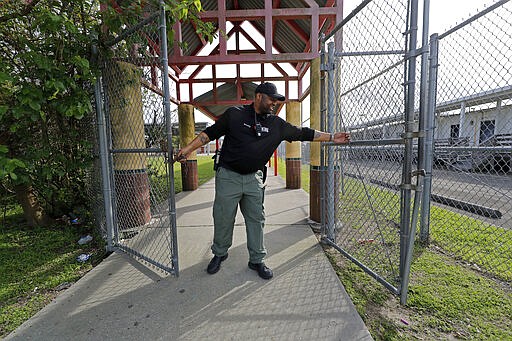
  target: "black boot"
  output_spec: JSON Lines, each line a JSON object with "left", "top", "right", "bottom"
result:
{"left": 248, "top": 262, "right": 273, "bottom": 279}
{"left": 207, "top": 254, "right": 228, "bottom": 274}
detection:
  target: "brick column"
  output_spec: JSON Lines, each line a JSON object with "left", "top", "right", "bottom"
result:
{"left": 178, "top": 104, "right": 198, "bottom": 191}
{"left": 286, "top": 101, "right": 302, "bottom": 189}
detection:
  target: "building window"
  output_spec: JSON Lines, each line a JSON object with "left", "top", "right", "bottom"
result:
{"left": 479, "top": 120, "right": 495, "bottom": 145}
{"left": 450, "top": 124, "right": 460, "bottom": 144}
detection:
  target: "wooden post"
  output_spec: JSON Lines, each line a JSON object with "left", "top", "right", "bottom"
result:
{"left": 310, "top": 57, "right": 322, "bottom": 222}
{"left": 286, "top": 101, "right": 302, "bottom": 189}
{"left": 178, "top": 104, "right": 198, "bottom": 190}
{"left": 107, "top": 61, "right": 151, "bottom": 229}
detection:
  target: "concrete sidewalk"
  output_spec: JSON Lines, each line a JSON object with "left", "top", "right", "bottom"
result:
{"left": 6, "top": 175, "right": 373, "bottom": 341}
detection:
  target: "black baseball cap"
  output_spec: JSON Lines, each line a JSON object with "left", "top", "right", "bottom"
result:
{"left": 255, "top": 82, "right": 285, "bottom": 101}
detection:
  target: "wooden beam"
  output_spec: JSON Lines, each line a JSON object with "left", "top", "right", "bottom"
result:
{"left": 172, "top": 52, "right": 320, "bottom": 66}
{"left": 199, "top": 7, "right": 339, "bottom": 20}
{"left": 179, "top": 76, "right": 299, "bottom": 84}
{"left": 265, "top": 0, "right": 273, "bottom": 58}
{"left": 218, "top": 0, "right": 227, "bottom": 56}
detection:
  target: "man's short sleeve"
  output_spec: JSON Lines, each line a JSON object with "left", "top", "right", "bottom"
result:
{"left": 203, "top": 109, "right": 230, "bottom": 140}
{"left": 281, "top": 120, "right": 315, "bottom": 142}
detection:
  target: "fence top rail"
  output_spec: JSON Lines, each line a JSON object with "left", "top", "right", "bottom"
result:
{"left": 437, "top": 0, "right": 510, "bottom": 40}
{"left": 104, "top": 11, "right": 160, "bottom": 47}
{"left": 348, "top": 85, "right": 512, "bottom": 131}
{"left": 336, "top": 50, "right": 406, "bottom": 57}
{"left": 322, "top": 0, "right": 373, "bottom": 43}
{"left": 436, "top": 85, "right": 512, "bottom": 112}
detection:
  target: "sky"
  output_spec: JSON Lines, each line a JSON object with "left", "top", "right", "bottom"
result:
{"left": 344, "top": 0, "right": 497, "bottom": 33}
{"left": 191, "top": 0, "right": 499, "bottom": 124}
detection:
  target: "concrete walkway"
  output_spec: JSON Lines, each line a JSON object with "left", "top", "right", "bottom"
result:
{"left": 6, "top": 175, "right": 373, "bottom": 341}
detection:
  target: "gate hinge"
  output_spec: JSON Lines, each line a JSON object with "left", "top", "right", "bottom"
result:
{"left": 401, "top": 131, "right": 426, "bottom": 139}
{"left": 401, "top": 182, "right": 424, "bottom": 192}
{"left": 320, "top": 62, "right": 335, "bottom": 71}
{"left": 412, "top": 169, "right": 426, "bottom": 177}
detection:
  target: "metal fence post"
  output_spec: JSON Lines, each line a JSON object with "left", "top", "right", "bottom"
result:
{"left": 320, "top": 39, "right": 327, "bottom": 232}
{"left": 401, "top": 0, "right": 432, "bottom": 305}
{"left": 417, "top": 0, "right": 430, "bottom": 238}
{"left": 420, "top": 33, "right": 439, "bottom": 243}
{"left": 93, "top": 49, "right": 115, "bottom": 252}
{"left": 160, "top": 2, "right": 180, "bottom": 276}
{"left": 399, "top": 0, "right": 419, "bottom": 304}
{"left": 326, "top": 42, "right": 336, "bottom": 241}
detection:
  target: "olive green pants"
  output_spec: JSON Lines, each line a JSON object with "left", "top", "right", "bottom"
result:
{"left": 211, "top": 167, "right": 266, "bottom": 263}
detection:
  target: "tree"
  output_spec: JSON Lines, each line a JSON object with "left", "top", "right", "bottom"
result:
{"left": 0, "top": 0, "right": 214, "bottom": 226}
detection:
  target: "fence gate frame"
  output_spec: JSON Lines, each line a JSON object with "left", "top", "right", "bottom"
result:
{"left": 93, "top": 6, "right": 179, "bottom": 276}
{"left": 318, "top": 0, "right": 431, "bottom": 304}
{"left": 317, "top": 0, "right": 512, "bottom": 305}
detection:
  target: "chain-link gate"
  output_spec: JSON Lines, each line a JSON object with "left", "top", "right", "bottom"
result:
{"left": 93, "top": 7, "right": 179, "bottom": 275}
{"left": 421, "top": 0, "right": 512, "bottom": 283}
{"left": 319, "top": 0, "right": 422, "bottom": 303}
{"left": 319, "top": 0, "right": 512, "bottom": 304}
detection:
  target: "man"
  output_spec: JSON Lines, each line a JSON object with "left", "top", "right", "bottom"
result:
{"left": 175, "top": 82, "right": 350, "bottom": 280}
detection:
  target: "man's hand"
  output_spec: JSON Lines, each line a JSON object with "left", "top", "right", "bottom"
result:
{"left": 333, "top": 132, "right": 350, "bottom": 144}
{"left": 172, "top": 132, "right": 211, "bottom": 163}
{"left": 173, "top": 149, "right": 188, "bottom": 163}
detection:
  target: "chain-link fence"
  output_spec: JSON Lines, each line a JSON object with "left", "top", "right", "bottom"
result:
{"left": 92, "top": 8, "right": 180, "bottom": 274}
{"left": 424, "top": 0, "right": 512, "bottom": 282}
{"left": 320, "top": 0, "right": 511, "bottom": 303}
{"left": 320, "top": 0, "right": 414, "bottom": 302}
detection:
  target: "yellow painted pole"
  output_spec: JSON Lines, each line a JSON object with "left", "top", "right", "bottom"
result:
{"left": 106, "top": 61, "right": 150, "bottom": 229}
{"left": 286, "top": 101, "right": 302, "bottom": 189}
{"left": 178, "top": 104, "right": 198, "bottom": 190}
{"left": 310, "top": 57, "right": 322, "bottom": 222}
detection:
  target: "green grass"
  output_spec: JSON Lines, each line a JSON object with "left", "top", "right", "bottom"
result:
{"left": 430, "top": 206, "right": 512, "bottom": 282}
{"left": 278, "top": 157, "right": 512, "bottom": 340}
{"left": 276, "top": 157, "right": 310, "bottom": 192}
{"left": 147, "top": 154, "right": 215, "bottom": 203}
{"left": 3, "top": 156, "right": 511, "bottom": 340}
{"left": 0, "top": 215, "right": 107, "bottom": 337}
{"left": 327, "top": 246, "right": 512, "bottom": 340}
{"left": 0, "top": 155, "right": 216, "bottom": 338}
{"left": 407, "top": 250, "right": 512, "bottom": 339}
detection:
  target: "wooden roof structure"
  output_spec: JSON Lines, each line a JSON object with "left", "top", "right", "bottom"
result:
{"left": 170, "top": 0, "right": 343, "bottom": 120}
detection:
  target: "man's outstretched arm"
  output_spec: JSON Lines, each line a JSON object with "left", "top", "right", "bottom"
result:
{"left": 312, "top": 130, "right": 350, "bottom": 144}
{"left": 174, "top": 131, "right": 211, "bottom": 162}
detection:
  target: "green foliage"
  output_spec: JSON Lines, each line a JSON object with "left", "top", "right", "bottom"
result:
{"left": 100, "top": 0, "right": 216, "bottom": 52}
{"left": 0, "top": 1, "right": 215, "bottom": 223}
{"left": 0, "top": 1, "right": 98, "bottom": 219}
{"left": 0, "top": 145, "right": 25, "bottom": 181}
{"left": 162, "top": 0, "right": 216, "bottom": 44}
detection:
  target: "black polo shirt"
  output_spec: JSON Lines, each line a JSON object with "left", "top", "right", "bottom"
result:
{"left": 203, "top": 104, "right": 315, "bottom": 174}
